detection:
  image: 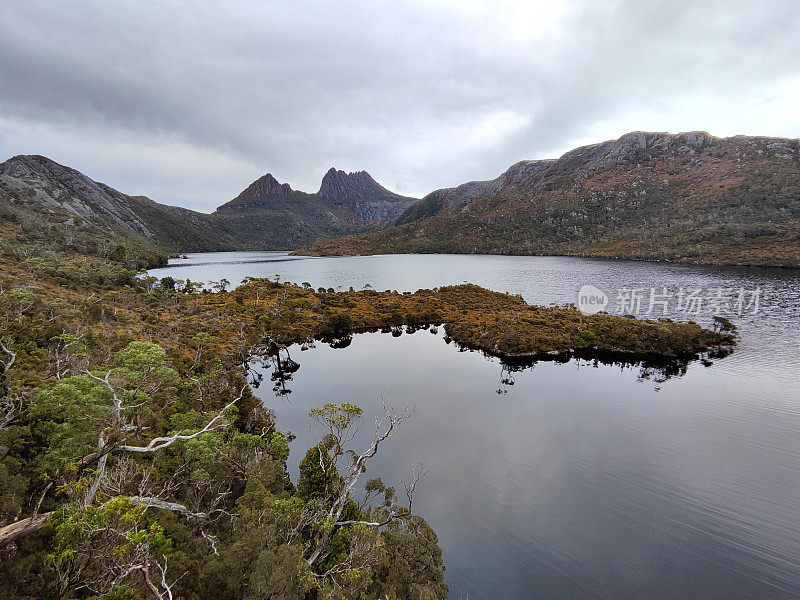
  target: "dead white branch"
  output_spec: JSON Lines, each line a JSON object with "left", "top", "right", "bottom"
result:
{"left": 401, "top": 459, "right": 430, "bottom": 513}
{"left": 306, "top": 402, "right": 414, "bottom": 566}
{"left": 0, "top": 338, "right": 16, "bottom": 372}
{"left": 130, "top": 496, "right": 209, "bottom": 520}
{"left": 115, "top": 389, "right": 244, "bottom": 454}
{"left": 0, "top": 512, "right": 53, "bottom": 547}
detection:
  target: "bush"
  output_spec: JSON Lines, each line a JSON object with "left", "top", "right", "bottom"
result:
{"left": 321, "top": 312, "right": 353, "bottom": 337}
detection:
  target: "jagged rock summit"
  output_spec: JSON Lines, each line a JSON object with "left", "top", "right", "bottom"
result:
{"left": 217, "top": 166, "right": 417, "bottom": 224}
{"left": 316, "top": 167, "right": 417, "bottom": 222}
{"left": 318, "top": 168, "right": 383, "bottom": 200}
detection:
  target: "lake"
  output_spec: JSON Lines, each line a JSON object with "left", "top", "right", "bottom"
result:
{"left": 149, "top": 252, "right": 800, "bottom": 599}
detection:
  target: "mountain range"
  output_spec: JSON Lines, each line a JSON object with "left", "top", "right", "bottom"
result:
{"left": 302, "top": 131, "right": 800, "bottom": 266}
{"left": 0, "top": 156, "right": 416, "bottom": 254}
{"left": 2, "top": 130, "right": 799, "bottom": 267}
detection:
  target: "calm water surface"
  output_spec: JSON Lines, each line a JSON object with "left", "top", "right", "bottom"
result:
{"left": 149, "top": 252, "right": 800, "bottom": 599}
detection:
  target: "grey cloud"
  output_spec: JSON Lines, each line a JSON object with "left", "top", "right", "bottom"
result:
{"left": 1, "top": 0, "right": 798, "bottom": 211}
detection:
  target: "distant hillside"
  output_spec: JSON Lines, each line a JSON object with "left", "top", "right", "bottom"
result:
{"left": 299, "top": 132, "right": 800, "bottom": 267}
{"left": 0, "top": 155, "right": 233, "bottom": 256}
{"left": 213, "top": 167, "right": 417, "bottom": 249}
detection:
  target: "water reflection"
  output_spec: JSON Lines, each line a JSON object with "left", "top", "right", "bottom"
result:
{"left": 150, "top": 252, "right": 800, "bottom": 599}
{"left": 259, "top": 326, "right": 724, "bottom": 401}
{"left": 252, "top": 327, "right": 800, "bottom": 600}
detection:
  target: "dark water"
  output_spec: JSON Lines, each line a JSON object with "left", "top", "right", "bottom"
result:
{"left": 149, "top": 252, "right": 800, "bottom": 599}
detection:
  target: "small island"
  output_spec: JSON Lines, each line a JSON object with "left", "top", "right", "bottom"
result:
{"left": 177, "top": 279, "right": 736, "bottom": 363}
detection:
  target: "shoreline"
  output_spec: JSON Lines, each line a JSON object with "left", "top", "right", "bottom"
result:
{"left": 290, "top": 247, "right": 800, "bottom": 270}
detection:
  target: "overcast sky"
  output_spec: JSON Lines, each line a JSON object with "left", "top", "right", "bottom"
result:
{"left": 1, "top": 1, "right": 798, "bottom": 211}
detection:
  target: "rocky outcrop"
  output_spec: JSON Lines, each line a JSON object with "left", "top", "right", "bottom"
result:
{"left": 318, "top": 168, "right": 376, "bottom": 201}
{"left": 0, "top": 154, "right": 155, "bottom": 236}
{"left": 239, "top": 173, "right": 292, "bottom": 198}
{"left": 317, "top": 167, "right": 416, "bottom": 222}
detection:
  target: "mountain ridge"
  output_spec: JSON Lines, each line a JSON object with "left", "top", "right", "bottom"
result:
{"left": 299, "top": 131, "right": 800, "bottom": 267}
{"left": 217, "top": 166, "right": 417, "bottom": 222}
{"left": 4, "top": 129, "right": 800, "bottom": 267}
{"left": 0, "top": 154, "right": 233, "bottom": 254}
{"left": 213, "top": 166, "right": 417, "bottom": 248}
{"left": 0, "top": 155, "right": 417, "bottom": 254}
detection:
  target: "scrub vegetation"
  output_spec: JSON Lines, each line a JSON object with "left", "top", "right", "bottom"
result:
{"left": 0, "top": 211, "right": 733, "bottom": 599}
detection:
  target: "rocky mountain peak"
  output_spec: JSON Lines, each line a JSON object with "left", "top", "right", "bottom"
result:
{"left": 0, "top": 154, "right": 47, "bottom": 177}
{"left": 1, "top": 155, "right": 91, "bottom": 186}
{"left": 217, "top": 165, "right": 416, "bottom": 223}
{"left": 240, "top": 173, "right": 293, "bottom": 199}
{"left": 318, "top": 167, "right": 382, "bottom": 201}
{"left": 559, "top": 131, "right": 720, "bottom": 171}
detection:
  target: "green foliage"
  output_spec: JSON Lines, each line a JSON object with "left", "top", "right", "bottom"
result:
{"left": 31, "top": 374, "right": 114, "bottom": 472}
{"left": 114, "top": 340, "right": 167, "bottom": 372}
{"left": 87, "top": 586, "right": 145, "bottom": 600}
{"left": 49, "top": 497, "right": 170, "bottom": 567}
{"left": 160, "top": 276, "right": 176, "bottom": 291}
{"left": 269, "top": 430, "right": 290, "bottom": 461}
{"left": 310, "top": 402, "right": 363, "bottom": 432}
{"left": 321, "top": 311, "right": 353, "bottom": 337}
{"left": 369, "top": 517, "right": 449, "bottom": 600}
{"left": 191, "top": 332, "right": 214, "bottom": 346}
{"left": 297, "top": 444, "right": 341, "bottom": 502}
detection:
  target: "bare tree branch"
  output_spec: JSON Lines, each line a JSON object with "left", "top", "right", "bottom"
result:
{"left": 130, "top": 496, "right": 210, "bottom": 520}
{"left": 135, "top": 561, "right": 163, "bottom": 600}
{"left": 114, "top": 389, "right": 244, "bottom": 454}
{"left": 306, "top": 402, "right": 414, "bottom": 566}
{"left": 84, "top": 429, "right": 109, "bottom": 506}
{"left": 155, "top": 555, "right": 175, "bottom": 600}
{"left": 401, "top": 459, "right": 430, "bottom": 514}
{"left": 0, "top": 338, "right": 16, "bottom": 372}
{"left": 201, "top": 530, "right": 219, "bottom": 555}
{"left": 334, "top": 513, "right": 398, "bottom": 528}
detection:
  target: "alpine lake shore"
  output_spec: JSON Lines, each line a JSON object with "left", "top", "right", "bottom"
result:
{"left": 0, "top": 224, "right": 736, "bottom": 599}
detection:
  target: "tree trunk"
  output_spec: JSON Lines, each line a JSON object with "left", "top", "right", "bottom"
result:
{"left": 0, "top": 512, "right": 52, "bottom": 547}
